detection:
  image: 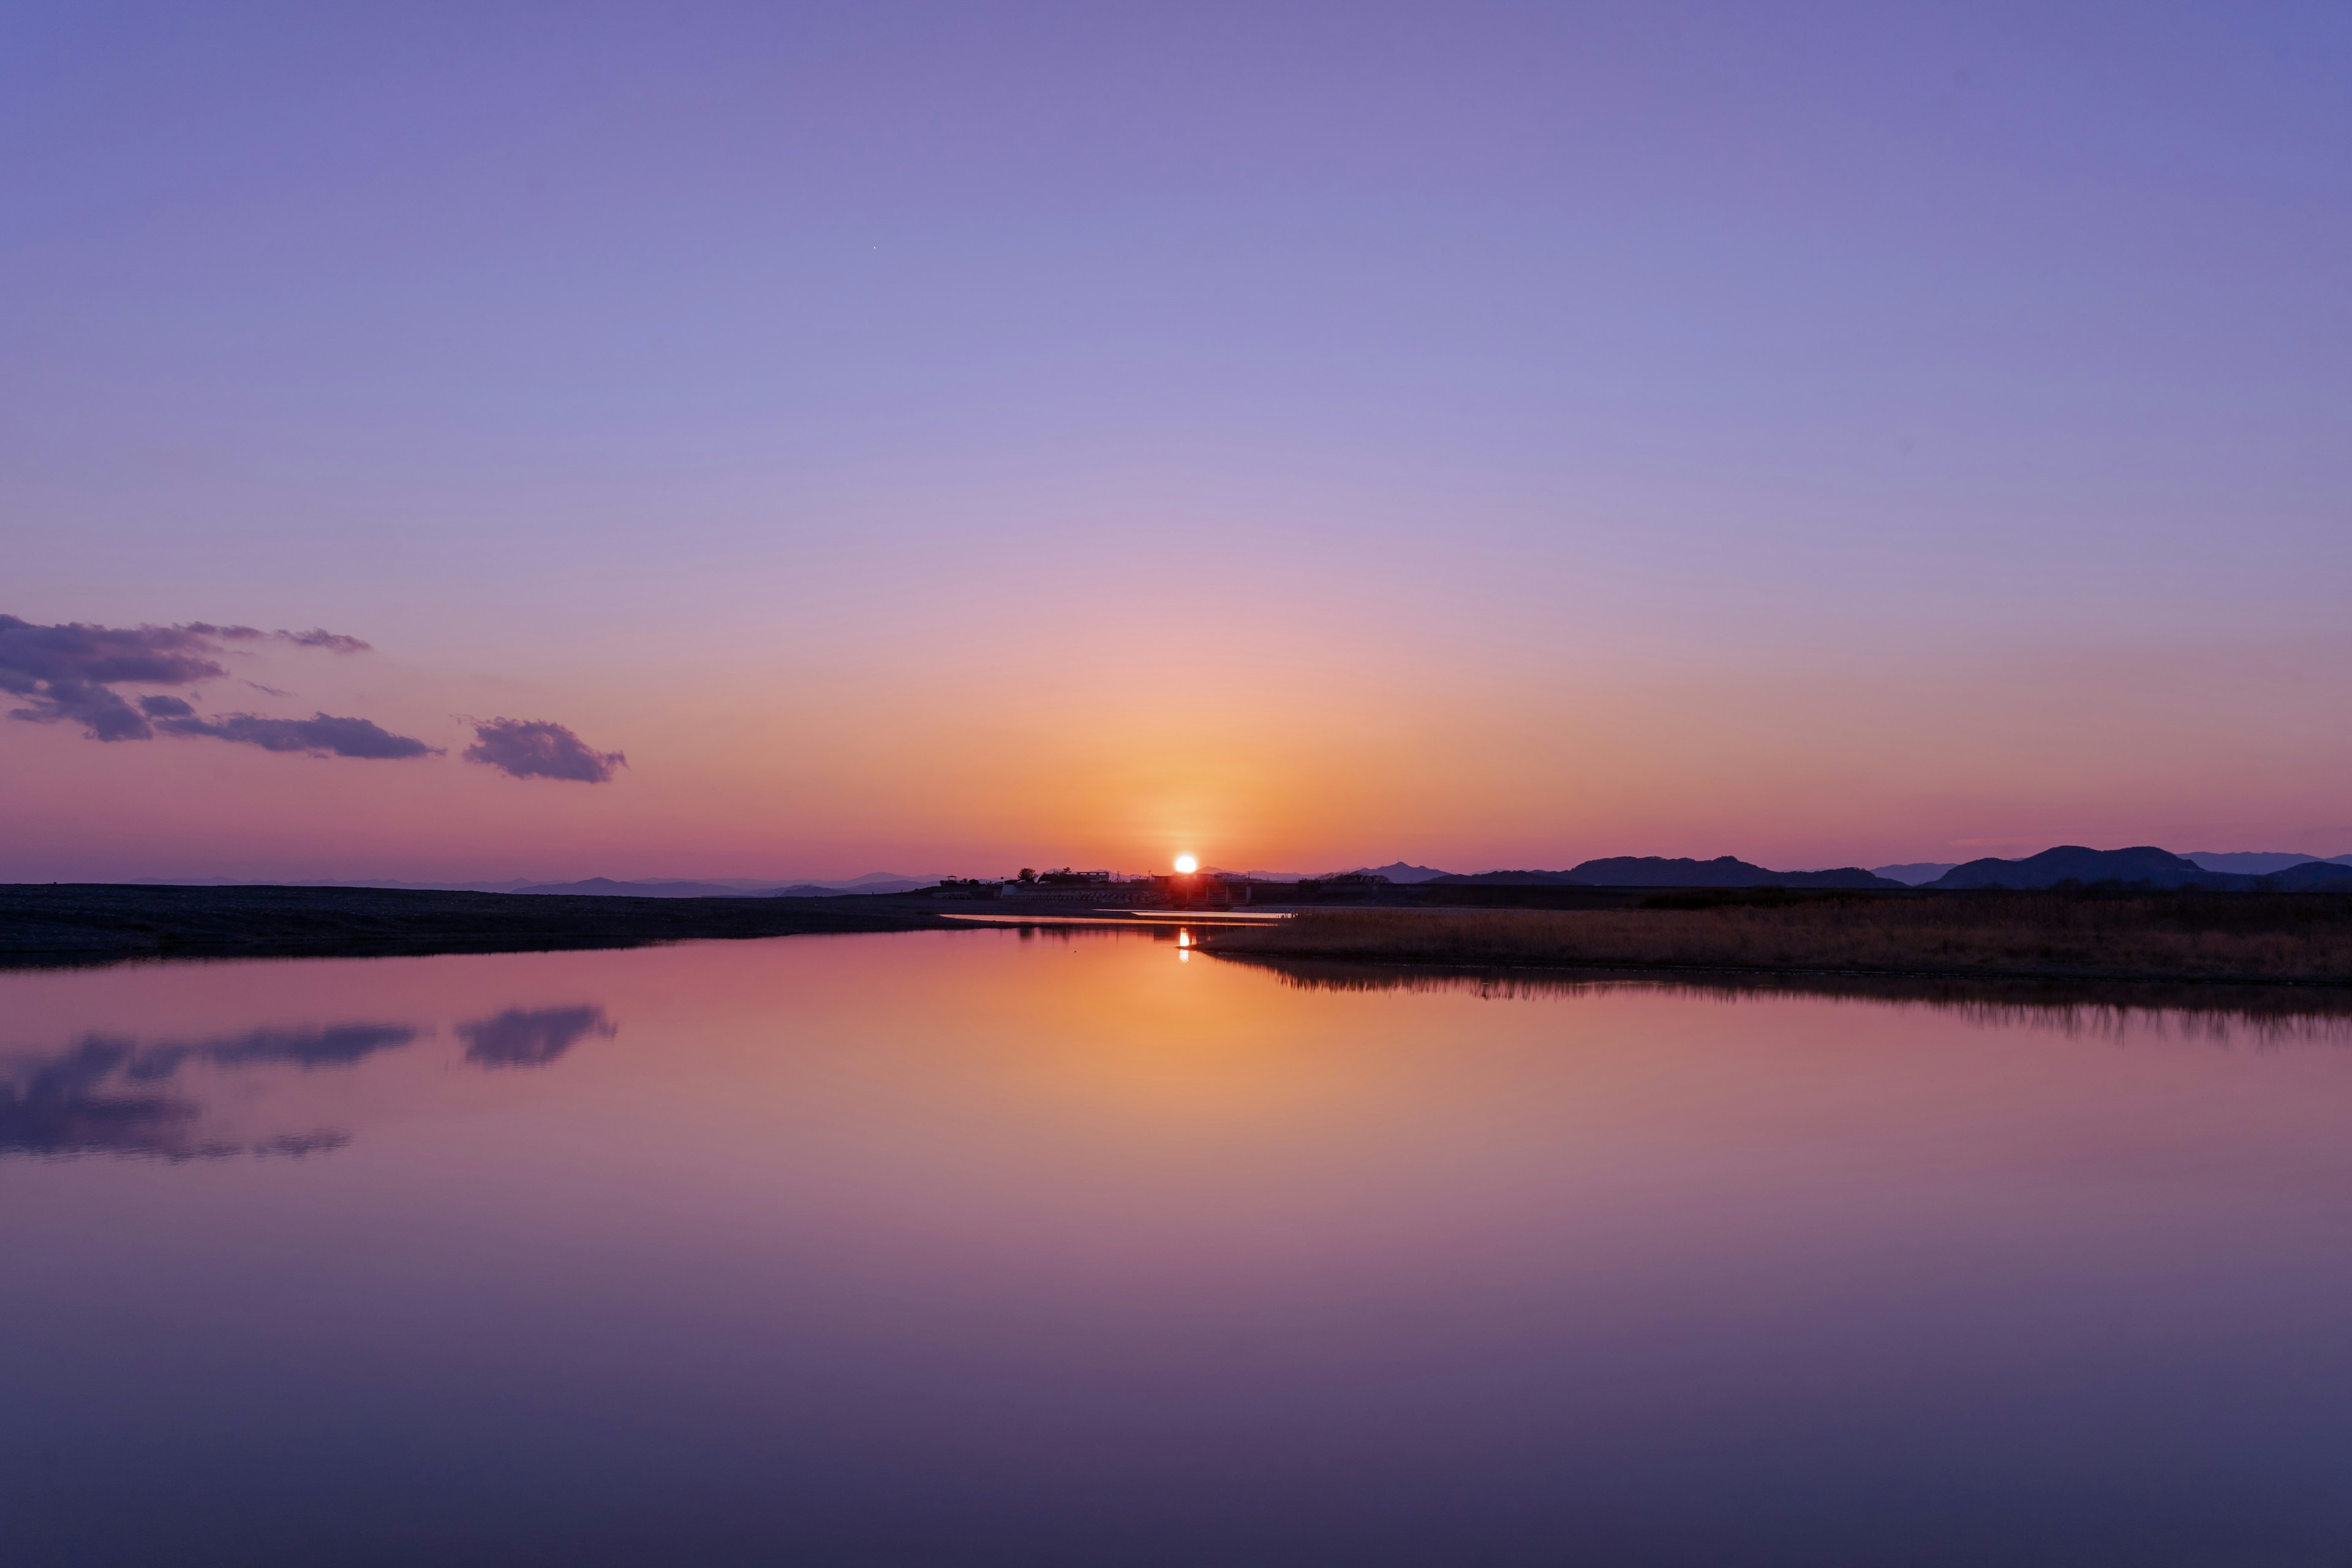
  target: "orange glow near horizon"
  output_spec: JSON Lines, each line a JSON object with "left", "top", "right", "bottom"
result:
{"left": 6, "top": 611, "right": 2352, "bottom": 883}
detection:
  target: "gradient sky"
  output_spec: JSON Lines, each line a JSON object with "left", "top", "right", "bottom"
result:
{"left": 5, "top": 1, "right": 2349, "bottom": 881}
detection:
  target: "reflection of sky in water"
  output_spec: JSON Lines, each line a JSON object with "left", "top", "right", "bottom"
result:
{"left": 4, "top": 930, "right": 2352, "bottom": 1565}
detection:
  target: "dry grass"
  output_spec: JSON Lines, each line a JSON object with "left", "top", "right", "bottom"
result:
{"left": 1199, "top": 895, "right": 2352, "bottom": 985}
{"left": 1239, "top": 959, "right": 2352, "bottom": 1046}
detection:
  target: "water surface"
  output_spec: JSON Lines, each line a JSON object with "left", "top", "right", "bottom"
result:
{"left": 6, "top": 927, "right": 2351, "bottom": 1565}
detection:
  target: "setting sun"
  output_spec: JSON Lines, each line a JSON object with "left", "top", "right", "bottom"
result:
{"left": 1172, "top": 854, "right": 1199, "bottom": 874}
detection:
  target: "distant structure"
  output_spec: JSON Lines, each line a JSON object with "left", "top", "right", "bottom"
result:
{"left": 995, "top": 869, "right": 1156, "bottom": 906}
{"left": 1152, "top": 868, "right": 1269, "bottom": 909}
{"left": 925, "top": 860, "right": 1289, "bottom": 910}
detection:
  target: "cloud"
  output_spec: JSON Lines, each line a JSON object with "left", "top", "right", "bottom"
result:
{"left": 184, "top": 622, "right": 372, "bottom": 654}
{"left": 157, "top": 711, "right": 439, "bottom": 760}
{"left": 13, "top": 677, "right": 153, "bottom": 739}
{"left": 457, "top": 1005, "right": 615, "bottom": 1068}
{"left": 0, "top": 615, "right": 230, "bottom": 739}
{"left": 2, "top": 612, "right": 425, "bottom": 757}
{"left": 276, "top": 627, "right": 371, "bottom": 652}
{"left": 6, "top": 614, "right": 631, "bottom": 777}
{"left": 464, "top": 717, "right": 625, "bottom": 783}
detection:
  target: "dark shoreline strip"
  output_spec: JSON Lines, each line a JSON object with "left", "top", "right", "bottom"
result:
{"left": 1204, "top": 948, "right": 2352, "bottom": 991}
{"left": 0, "top": 884, "right": 954, "bottom": 969}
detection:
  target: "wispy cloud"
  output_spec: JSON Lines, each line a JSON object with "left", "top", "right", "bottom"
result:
{"left": 156, "top": 712, "right": 440, "bottom": 760}
{"left": 463, "top": 717, "right": 626, "bottom": 783}
{"left": 273, "top": 627, "right": 371, "bottom": 653}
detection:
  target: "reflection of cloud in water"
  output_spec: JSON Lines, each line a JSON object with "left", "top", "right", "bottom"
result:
{"left": 0, "top": 1037, "right": 197, "bottom": 1156}
{"left": 1232, "top": 958, "right": 2352, "bottom": 1048}
{"left": 458, "top": 1005, "right": 614, "bottom": 1068}
{"left": 0, "top": 1031, "right": 380, "bottom": 1159}
{"left": 1, "top": 1006, "right": 614, "bottom": 1158}
{"left": 123, "top": 1022, "right": 422, "bottom": 1080}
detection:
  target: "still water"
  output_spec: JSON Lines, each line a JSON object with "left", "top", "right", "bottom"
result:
{"left": 6, "top": 927, "right": 2351, "bottom": 1566}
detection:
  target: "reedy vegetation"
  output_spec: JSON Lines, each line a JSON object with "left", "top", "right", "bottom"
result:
{"left": 1201, "top": 894, "right": 2352, "bottom": 983}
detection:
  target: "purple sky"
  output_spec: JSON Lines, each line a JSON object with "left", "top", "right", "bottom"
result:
{"left": 4, "top": 2, "right": 2350, "bottom": 880}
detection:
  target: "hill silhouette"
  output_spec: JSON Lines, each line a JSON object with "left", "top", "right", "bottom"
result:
{"left": 2263, "top": 861, "right": 2352, "bottom": 892}
{"left": 2187, "top": 851, "right": 2352, "bottom": 875}
{"left": 512, "top": 876, "right": 761, "bottom": 898}
{"left": 1872, "top": 862, "right": 1959, "bottom": 885}
{"left": 1439, "top": 856, "right": 1901, "bottom": 890}
{"left": 1926, "top": 846, "right": 2229, "bottom": 889}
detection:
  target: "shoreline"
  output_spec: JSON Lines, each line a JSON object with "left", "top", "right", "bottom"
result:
{"left": 0, "top": 883, "right": 954, "bottom": 968}
{"left": 1205, "top": 948, "right": 2352, "bottom": 992}
{"left": 1195, "top": 900, "right": 2352, "bottom": 990}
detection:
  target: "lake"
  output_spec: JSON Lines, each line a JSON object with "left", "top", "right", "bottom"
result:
{"left": 6, "top": 926, "right": 2351, "bottom": 1566}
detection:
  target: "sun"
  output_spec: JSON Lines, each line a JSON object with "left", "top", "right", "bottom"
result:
{"left": 1172, "top": 853, "right": 1199, "bottom": 874}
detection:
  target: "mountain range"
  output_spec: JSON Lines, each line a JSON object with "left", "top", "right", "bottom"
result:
{"left": 1920, "top": 845, "right": 2352, "bottom": 891}
{"left": 1871, "top": 862, "right": 1959, "bottom": 885}
{"left": 120, "top": 848, "right": 2352, "bottom": 897}
{"left": 135, "top": 873, "right": 937, "bottom": 898}
{"left": 1383, "top": 848, "right": 2352, "bottom": 892}
{"left": 1434, "top": 856, "right": 1901, "bottom": 889}
{"left": 2184, "top": 851, "right": 2352, "bottom": 875}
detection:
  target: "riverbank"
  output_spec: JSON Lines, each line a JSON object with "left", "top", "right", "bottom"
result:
{"left": 1196, "top": 894, "right": 2352, "bottom": 986}
{"left": 0, "top": 883, "right": 953, "bottom": 966}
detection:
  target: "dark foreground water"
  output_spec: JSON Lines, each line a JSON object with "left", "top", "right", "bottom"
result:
{"left": 6, "top": 928, "right": 2351, "bottom": 1566}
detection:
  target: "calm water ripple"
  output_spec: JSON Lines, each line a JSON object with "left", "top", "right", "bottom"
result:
{"left": 4, "top": 927, "right": 2349, "bottom": 1565}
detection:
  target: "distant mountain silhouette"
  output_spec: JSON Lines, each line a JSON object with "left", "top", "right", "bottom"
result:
{"left": 2263, "top": 861, "right": 2352, "bottom": 891}
{"left": 511, "top": 877, "right": 764, "bottom": 898}
{"left": 135, "top": 872, "right": 938, "bottom": 897}
{"left": 1926, "top": 846, "right": 2222, "bottom": 890}
{"left": 138, "top": 876, "right": 541, "bottom": 893}
{"left": 1438, "top": 856, "right": 1902, "bottom": 889}
{"left": 2186, "top": 851, "right": 2352, "bottom": 875}
{"left": 1347, "top": 862, "right": 1455, "bottom": 883}
{"left": 508, "top": 873, "right": 938, "bottom": 899}
{"left": 1432, "top": 870, "right": 1589, "bottom": 885}
{"left": 766, "top": 878, "right": 933, "bottom": 897}
{"left": 1871, "top": 862, "right": 1959, "bottom": 886}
